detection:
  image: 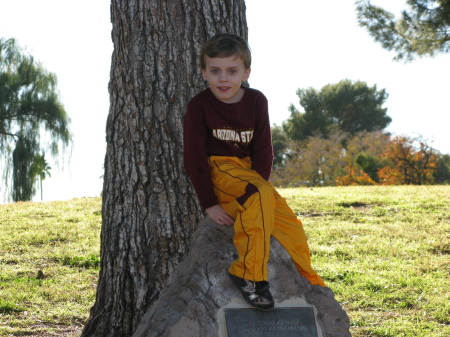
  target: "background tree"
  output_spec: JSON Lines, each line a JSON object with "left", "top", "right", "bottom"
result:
{"left": 343, "top": 130, "right": 391, "bottom": 182}
{"left": 356, "top": 0, "right": 450, "bottom": 61}
{"left": 283, "top": 97, "right": 328, "bottom": 141}
{"left": 334, "top": 165, "right": 377, "bottom": 186}
{"left": 271, "top": 131, "right": 347, "bottom": 187}
{"left": 82, "top": 1, "right": 247, "bottom": 336}
{"left": 0, "top": 38, "right": 71, "bottom": 201}
{"left": 272, "top": 128, "right": 445, "bottom": 187}
{"left": 434, "top": 153, "right": 450, "bottom": 183}
{"left": 344, "top": 130, "right": 390, "bottom": 165}
{"left": 271, "top": 124, "right": 290, "bottom": 168}
{"left": 272, "top": 131, "right": 394, "bottom": 187}
{"left": 355, "top": 153, "right": 382, "bottom": 182}
{"left": 283, "top": 80, "right": 391, "bottom": 141}
{"left": 379, "top": 135, "right": 440, "bottom": 185}
{"left": 32, "top": 153, "right": 51, "bottom": 201}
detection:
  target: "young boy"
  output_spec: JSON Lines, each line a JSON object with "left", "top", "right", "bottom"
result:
{"left": 183, "top": 33, "right": 325, "bottom": 311}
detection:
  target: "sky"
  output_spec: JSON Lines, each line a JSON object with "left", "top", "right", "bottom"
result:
{"left": 0, "top": 0, "right": 449, "bottom": 203}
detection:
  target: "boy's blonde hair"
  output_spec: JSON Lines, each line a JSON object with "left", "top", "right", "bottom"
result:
{"left": 199, "top": 33, "right": 251, "bottom": 70}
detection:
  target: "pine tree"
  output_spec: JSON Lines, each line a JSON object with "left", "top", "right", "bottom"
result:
{"left": 356, "top": 0, "right": 450, "bottom": 61}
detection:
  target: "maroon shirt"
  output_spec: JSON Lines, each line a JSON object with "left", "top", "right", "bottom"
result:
{"left": 183, "top": 87, "right": 273, "bottom": 209}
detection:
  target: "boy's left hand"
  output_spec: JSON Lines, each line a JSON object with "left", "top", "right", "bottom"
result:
{"left": 206, "top": 205, "right": 235, "bottom": 226}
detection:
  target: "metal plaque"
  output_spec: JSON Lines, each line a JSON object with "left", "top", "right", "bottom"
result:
{"left": 225, "top": 307, "right": 318, "bottom": 337}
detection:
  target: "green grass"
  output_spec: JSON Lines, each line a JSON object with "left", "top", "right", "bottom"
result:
{"left": 283, "top": 185, "right": 450, "bottom": 337}
{"left": 0, "top": 198, "right": 101, "bottom": 336}
{"left": 1, "top": 186, "right": 449, "bottom": 336}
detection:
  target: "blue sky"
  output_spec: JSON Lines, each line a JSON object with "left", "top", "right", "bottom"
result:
{"left": 1, "top": 0, "right": 449, "bottom": 202}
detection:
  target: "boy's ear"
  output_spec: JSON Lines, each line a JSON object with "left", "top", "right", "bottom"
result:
{"left": 201, "top": 68, "right": 208, "bottom": 81}
{"left": 243, "top": 68, "right": 251, "bottom": 82}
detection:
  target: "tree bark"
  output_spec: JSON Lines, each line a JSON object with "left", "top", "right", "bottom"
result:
{"left": 82, "top": 1, "right": 247, "bottom": 336}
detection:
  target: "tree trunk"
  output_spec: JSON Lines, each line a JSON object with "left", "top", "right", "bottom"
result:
{"left": 82, "top": 1, "right": 248, "bottom": 336}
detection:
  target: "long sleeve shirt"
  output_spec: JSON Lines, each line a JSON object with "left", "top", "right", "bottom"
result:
{"left": 183, "top": 87, "right": 273, "bottom": 209}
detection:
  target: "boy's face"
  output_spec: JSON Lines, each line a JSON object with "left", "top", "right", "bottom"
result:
{"left": 201, "top": 55, "right": 251, "bottom": 104}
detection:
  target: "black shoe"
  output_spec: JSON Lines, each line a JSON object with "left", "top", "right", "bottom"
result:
{"left": 229, "top": 273, "right": 274, "bottom": 311}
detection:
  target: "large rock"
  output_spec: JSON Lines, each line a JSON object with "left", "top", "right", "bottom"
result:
{"left": 133, "top": 217, "right": 351, "bottom": 337}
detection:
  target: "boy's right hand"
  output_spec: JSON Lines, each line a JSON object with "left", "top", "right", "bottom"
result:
{"left": 206, "top": 205, "right": 235, "bottom": 226}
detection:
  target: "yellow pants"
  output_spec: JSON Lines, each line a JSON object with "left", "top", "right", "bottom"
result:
{"left": 209, "top": 156, "right": 325, "bottom": 287}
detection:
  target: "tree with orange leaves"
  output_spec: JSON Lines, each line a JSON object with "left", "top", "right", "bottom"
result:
{"left": 335, "top": 165, "right": 376, "bottom": 186}
{"left": 378, "top": 136, "right": 439, "bottom": 185}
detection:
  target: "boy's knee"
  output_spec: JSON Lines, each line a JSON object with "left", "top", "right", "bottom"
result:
{"left": 254, "top": 179, "right": 273, "bottom": 196}
{"left": 236, "top": 180, "right": 273, "bottom": 206}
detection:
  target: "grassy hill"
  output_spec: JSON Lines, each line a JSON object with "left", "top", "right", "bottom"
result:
{"left": 0, "top": 186, "right": 449, "bottom": 336}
